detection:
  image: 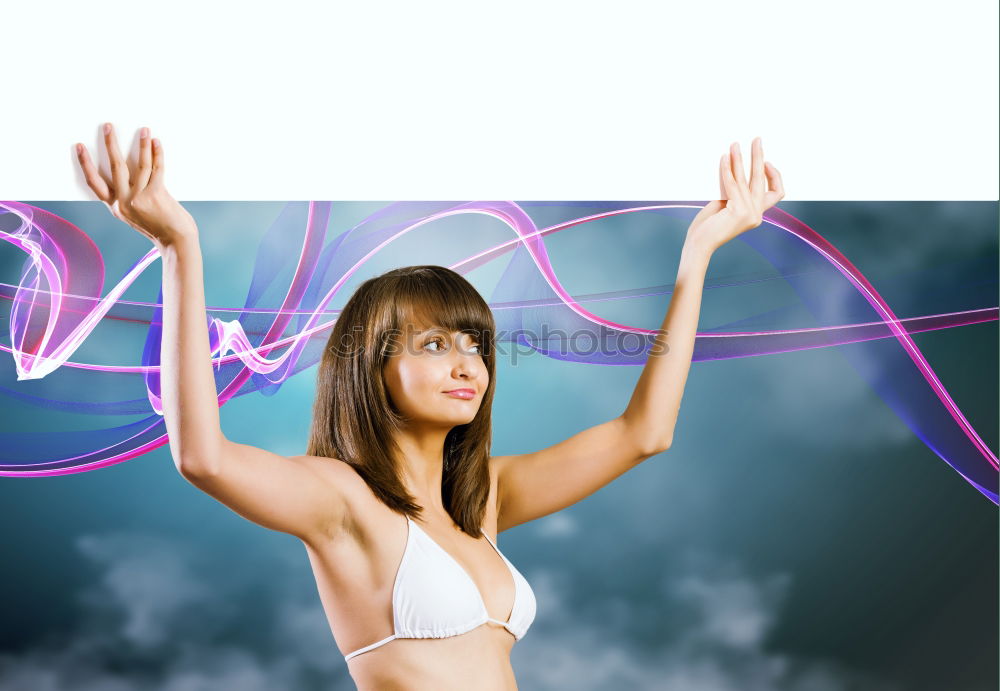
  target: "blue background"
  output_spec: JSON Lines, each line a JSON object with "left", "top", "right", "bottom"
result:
{"left": 0, "top": 201, "right": 996, "bottom": 690}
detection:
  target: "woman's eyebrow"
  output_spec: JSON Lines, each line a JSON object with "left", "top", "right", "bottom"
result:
{"left": 412, "top": 325, "right": 481, "bottom": 341}
{"left": 416, "top": 327, "right": 473, "bottom": 336}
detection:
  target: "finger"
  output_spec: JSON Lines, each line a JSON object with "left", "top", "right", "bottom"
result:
{"left": 692, "top": 199, "right": 723, "bottom": 225}
{"left": 749, "top": 137, "right": 765, "bottom": 197}
{"left": 75, "top": 143, "right": 113, "bottom": 203}
{"left": 103, "top": 122, "right": 129, "bottom": 199}
{"left": 730, "top": 141, "right": 748, "bottom": 190}
{"left": 718, "top": 153, "right": 727, "bottom": 200}
{"left": 149, "top": 137, "right": 165, "bottom": 187}
{"left": 720, "top": 152, "right": 736, "bottom": 200}
{"left": 134, "top": 127, "right": 153, "bottom": 190}
{"left": 762, "top": 162, "right": 785, "bottom": 208}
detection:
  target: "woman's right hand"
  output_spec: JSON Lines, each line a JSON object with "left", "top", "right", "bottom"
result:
{"left": 75, "top": 122, "right": 197, "bottom": 249}
{"left": 683, "top": 137, "right": 784, "bottom": 255}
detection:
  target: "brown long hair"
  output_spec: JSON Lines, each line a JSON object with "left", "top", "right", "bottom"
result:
{"left": 306, "top": 265, "right": 497, "bottom": 537}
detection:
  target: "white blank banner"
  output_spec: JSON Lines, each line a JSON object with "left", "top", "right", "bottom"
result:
{"left": 1, "top": 0, "right": 996, "bottom": 200}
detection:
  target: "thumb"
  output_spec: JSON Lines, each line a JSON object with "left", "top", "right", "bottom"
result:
{"left": 692, "top": 200, "right": 724, "bottom": 225}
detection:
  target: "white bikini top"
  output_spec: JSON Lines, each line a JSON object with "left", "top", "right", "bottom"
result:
{"left": 343, "top": 515, "right": 537, "bottom": 662}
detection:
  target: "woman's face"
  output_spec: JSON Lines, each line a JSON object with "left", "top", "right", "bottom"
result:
{"left": 382, "top": 320, "right": 488, "bottom": 429}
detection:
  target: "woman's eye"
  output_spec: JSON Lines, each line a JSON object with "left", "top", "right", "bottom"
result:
{"left": 424, "top": 336, "right": 481, "bottom": 354}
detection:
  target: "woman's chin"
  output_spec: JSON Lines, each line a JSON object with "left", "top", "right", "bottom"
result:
{"left": 404, "top": 413, "right": 476, "bottom": 429}
{"left": 446, "top": 413, "right": 477, "bottom": 425}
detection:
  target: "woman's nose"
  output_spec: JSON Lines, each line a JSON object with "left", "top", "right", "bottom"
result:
{"left": 452, "top": 351, "right": 481, "bottom": 376}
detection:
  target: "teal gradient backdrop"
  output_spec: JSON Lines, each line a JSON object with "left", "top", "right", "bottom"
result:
{"left": 0, "top": 201, "right": 996, "bottom": 690}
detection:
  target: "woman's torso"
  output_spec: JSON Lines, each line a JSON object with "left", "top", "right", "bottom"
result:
{"left": 298, "top": 455, "right": 520, "bottom": 691}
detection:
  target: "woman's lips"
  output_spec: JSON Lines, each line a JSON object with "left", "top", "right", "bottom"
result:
{"left": 443, "top": 389, "right": 476, "bottom": 399}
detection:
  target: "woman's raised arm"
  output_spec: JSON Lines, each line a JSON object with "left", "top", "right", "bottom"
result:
{"left": 76, "top": 123, "right": 222, "bottom": 468}
{"left": 76, "top": 123, "right": 224, "bottom": 470}
{"left": 74, "top": 124, "right": 349, "bottom": 542}
{"left": 621, "top": 137, "right": 785, "bottom": 448}
{"left": 493, "top": 139, "right": 785, "bottom": 531}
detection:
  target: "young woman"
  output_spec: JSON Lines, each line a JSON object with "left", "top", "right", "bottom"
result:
{"left": 74, "top": 123, "right": 784, "bottom": 690}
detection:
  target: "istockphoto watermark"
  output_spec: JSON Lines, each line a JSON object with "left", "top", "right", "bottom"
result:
{"left": 327, "top": 323, "right": 669, "bottom": 364}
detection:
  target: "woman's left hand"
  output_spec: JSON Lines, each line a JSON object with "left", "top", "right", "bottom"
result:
{"left": 685, "top": 137, "right": 785, "bottom": 254}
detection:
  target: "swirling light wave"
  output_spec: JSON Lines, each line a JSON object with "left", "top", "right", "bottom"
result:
{"left": 0, "top": 200, "right": 996, "bottom": 505}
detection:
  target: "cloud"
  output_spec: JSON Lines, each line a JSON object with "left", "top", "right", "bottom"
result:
{"left": 535, "top": 512, "right": 579, "bottom": 539}
{"left": 734, "top": 343, "right": 914, "bottom": 451}
{"left": 0, "top": 531, "right": 356, "bottom": 691}
{"left": 513, "top": 552, "right": 904, "bottom": 691}
{"left": 0, "top": 530, "right": 903, "bottom": 691}
{"left": 75, "top": 533, "right": 210, "bottom": 650}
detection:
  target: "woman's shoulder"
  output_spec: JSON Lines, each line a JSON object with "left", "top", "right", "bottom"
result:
{"left": 296, "top": 454, "right": 368, "bottom": 494}
{"left": 293, "top": 454, "right": 409, "bottom": 547}
{"left": 294, "top": 454, "right": 381, "bottom": 525}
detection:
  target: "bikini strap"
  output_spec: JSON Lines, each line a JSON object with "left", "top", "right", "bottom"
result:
{"left": 344, "top": 633, "right": 398, "bottom": 662}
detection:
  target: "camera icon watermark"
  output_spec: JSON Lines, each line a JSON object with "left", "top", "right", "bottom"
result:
{"left": 327, "top": 322, "right": 669, "bottom": 364}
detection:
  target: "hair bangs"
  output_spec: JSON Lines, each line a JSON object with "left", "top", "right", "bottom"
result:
{"left": 389, "top": 270, "right": 495, "bottom": 357}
